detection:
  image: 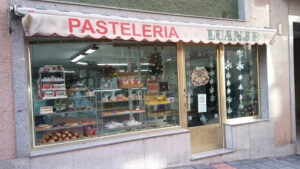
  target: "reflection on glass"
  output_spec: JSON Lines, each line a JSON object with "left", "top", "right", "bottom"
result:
{"left": 224, "top": 45, "right": 259, "bottom": 119}
{"left": 185, "top": 46, "right": 219, "bottom": 127}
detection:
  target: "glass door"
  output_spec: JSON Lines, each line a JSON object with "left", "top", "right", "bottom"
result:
{"left": 185, "top": 45, "right": 224, "bottom": 153}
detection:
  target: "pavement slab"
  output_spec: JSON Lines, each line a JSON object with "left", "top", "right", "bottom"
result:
{"left": 170, "top": 155, "right": 300, "bottom": 169}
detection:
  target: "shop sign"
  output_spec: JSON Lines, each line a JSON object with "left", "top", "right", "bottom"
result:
{"left": 22, "top": 10, "right": 276, "bottom": 45}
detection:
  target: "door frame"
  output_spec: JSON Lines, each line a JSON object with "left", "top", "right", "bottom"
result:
{"left": 177, "top": 42, "right": 227, "bottom": 153}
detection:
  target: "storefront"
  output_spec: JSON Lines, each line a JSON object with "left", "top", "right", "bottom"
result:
{"left": 14, "top": 6, "right": 275, "bottom": 155}
{"left": 5, "top": 2, "right": 296, "bottom": 168}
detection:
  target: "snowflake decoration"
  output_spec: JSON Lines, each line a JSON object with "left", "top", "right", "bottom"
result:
{"left": 209, "top": 87, "right": 215, "bottom": 94}
{"left": 239, "top": 104, "right": 244, "bottom": 110}
{"left": 209, "top": 79, "right": 215, "bottom": 85}
{"left": 209, "top": 62, "right": 214, "bottom": 68}
{"left": 239, "top": 94, "right": 243, "bottom": 100}
{"left": 225, "top": 60, "right": 232, "bottom": 70}
{"left": 209, "top": 70, "right": 215, "bottom": 76}
{"left": 227, "top": 96, "right": 232, "bottom": 103}
{"left": 227, "top": 88, "right": 231, "bottom": 94}
{"left": 226, "top": 72, "right": 231, "bottom": 79}
{"left": 236, "top": 61, "right": 244, "bottom": 70}
{"left": 250, "top": 80, "right": 255, "bottom": 85}
{"left": 210, "top": 95, "right": 216, "bottom": 102}
{"left": 227, "top": 80, "right": 231, "bottom": 86}
{"left": 238, "top": 84, "right": 243, "bottom": 90}
{"left": 214, "top": 114, "right": 219, "bottom": 119}
{"left": 237, "top": 50, "right": 244, "bottom": 58}
{"left": 200, "top": 115, "right": 207, "bottom": 122}
{"left": 238, "top": 75, "right": 243, "bottom": 81}
{"left": 227, "top": 108, "right": 233, "bottom": 114}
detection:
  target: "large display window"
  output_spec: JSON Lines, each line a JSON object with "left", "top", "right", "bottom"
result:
{"left": 30, "top": 37, "right": 179, "bottom": 146}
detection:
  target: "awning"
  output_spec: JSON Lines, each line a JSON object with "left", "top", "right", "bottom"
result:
{"left": 17, "top": 7, "right": 276, "bottom": 45}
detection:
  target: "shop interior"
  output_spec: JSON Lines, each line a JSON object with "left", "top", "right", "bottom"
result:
{"left": 29, "top": 37, "right": 179, "bottom": 146}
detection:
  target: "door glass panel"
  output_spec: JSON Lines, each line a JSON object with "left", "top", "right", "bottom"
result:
{"left": 185, "top": 46, "right": 219, "bottom": 127}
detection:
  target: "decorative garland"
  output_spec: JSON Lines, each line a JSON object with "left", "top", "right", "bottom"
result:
{"left": 208, "top": 51, "right": 216, "bottom": 103}
{"left": 236, "top": 50, "right": 244, "bottom": 113}
{"left": 225, "top": 58, "right": 233, "bottom": 114}
{"left": 191, "top": 67, "right": 209, "bottom": 86}
{"left": 148, "top": 52, "right": 163, "bottom": 76}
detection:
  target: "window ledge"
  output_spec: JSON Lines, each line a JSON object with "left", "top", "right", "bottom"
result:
{"left": 30, "top": 127, "right": 189, "bottom": 157}
{"left": 225, "top": 118, "right": 269, "bottom": 126}
{"left": 191, "top": 148, "right": 235, "bottom": 160}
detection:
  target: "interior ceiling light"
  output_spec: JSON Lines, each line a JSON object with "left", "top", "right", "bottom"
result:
{"left": 97, "top": 63, "right": 128, "bottom": 66}
{"left": 85, "top": 49, "right": 96, "bottom": 54}
{"left": 71, "top": 54, "right": 86, "bottom": 63}
{"left": 76, "top": 62, "right": 88, "bottom": 65}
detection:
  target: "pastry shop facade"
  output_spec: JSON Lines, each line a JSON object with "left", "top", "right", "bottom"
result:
{"left": 7, "top": 4, "right": 292, "bottom": 169}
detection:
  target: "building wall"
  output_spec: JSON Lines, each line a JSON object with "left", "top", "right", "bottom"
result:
{"left": 0, "top": 0, "right": 17, "bottom": 161}
{"left": 47, "top": 0, "right": 239, "bottom": 19}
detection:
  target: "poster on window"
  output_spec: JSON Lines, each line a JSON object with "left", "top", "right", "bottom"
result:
{"left": 198, "top": 94, "right": 207, "bottom": 113}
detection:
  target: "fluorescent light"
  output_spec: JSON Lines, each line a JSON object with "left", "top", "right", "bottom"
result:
{"left": 167, "top": 58, "right": 172, "bottom": 62}
{"left": 134, "top": 69, "right": 148, "bottom": 72}
{"left": 141, "top": 63, "right": 150, "bottom": 66}
{"left": 93, "top": 89, "right": 122, "bottom": 92}
{"left": 64, "top": 70, "right": 76, "bottom": 73}
{"left": 97, "top": 63, "right": 128, "bottom": 66}
{"left": 76, "top": 62, "right": 88, "bottom": 65}
{"left": 71, "top": 54, "right": 86, "bottom": 63}
{"left": 85, "top": 49, "right": 96, "bottom": 54}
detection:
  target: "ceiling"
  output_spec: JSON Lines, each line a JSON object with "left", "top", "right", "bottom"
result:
{"left": 29, "top": 37, "right": 177, "bottom": 69}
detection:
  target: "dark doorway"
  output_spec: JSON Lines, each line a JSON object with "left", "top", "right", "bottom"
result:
{"left": 294, "top": 23, "right": 300, "bottom": 153}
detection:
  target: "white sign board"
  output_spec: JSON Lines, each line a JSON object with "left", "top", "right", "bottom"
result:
{"left": 198, "top": 94, "right": 207, "bottom": 113}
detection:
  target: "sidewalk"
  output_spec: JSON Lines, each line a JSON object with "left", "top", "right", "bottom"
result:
{"left": 171, "top": 155, "right": 300, "bottom": 169}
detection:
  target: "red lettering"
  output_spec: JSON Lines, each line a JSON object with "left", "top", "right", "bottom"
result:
{"left": 68, "top": 18, "right": 81, "bottom": 33}
{"left": 164, "top": 26, "right": 168, "bottom": 38}
{"left": 120, "top": 23, "right": 131, "bottom": 36}
{"left": 169, "top": 27, "right": 179, "bottom": 38}
{"left": 81, "top": 19, "right": 95, "bottom": 33}
{"left": 96, "top": 20, "right": 108, "bottom": 34}
{"left": 108, "top": 21, "right": 119, "bottom": 35}
{"left": 153, "top": 25, "right": 163, "bottom": 38}
{"left": 142, "top": 24, "right": 152, "bottom": 37}
{"left": 132, "top": 23, "right": 141, "bottom": 37}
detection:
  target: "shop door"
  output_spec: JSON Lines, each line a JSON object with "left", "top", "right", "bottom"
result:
{"left": 185, "top": 45, "right": 224, "bottom": 153}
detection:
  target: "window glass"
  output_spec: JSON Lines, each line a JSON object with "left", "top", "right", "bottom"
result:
{"left": 224, "top": 45, "right": 259, "bottom": 119}
{"left": 30, "top": 37, "right": 179, "bottom": 146}
{"left": 185, "top": 46, "right": 219, "bottom": 127}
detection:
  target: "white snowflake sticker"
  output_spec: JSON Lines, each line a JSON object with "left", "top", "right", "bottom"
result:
{"left": 209, "top": 79, "right": 215, "bottom": 85}
{"left": 210, "top": 95, "right": 216, "bottom": 102}
{"left": 227, "top": 96, "right": 232, "bottom": 103}
{"left": 237, "top": 50, "right": 244, "bottom": 58}
{"left": 227, "top": 108, "right": 233, "bottom": 114}
{"left": 238, "top": 75, "right": 243, "bottom": 81}
{"left": 227, "top": 88, "right": 231, "bottom": 94}
{"left": 209, "top": 87, "right": 215, "bottom": 94}
{"left": 239, "top": 104, "right": 244, "bottom": 109}
{"left": 209, "top": 70, "right": 215, "bottom": 76}
{"left": 227, "top": 80, "right": 231, "bottom": 86}
{"left": 225, "top": 60, "right": 232, "bottom": 70}
{"left": 236, "top": 61, "right": 244, "bottom": 70}
{"left": 238, "top": 84, "right": 243, "bottom": 90}
{"left": 226, "top": 72, "right": 231, "bottom": 79}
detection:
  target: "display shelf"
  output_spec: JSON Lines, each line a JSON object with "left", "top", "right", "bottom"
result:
{"left": 145, "top": 102, "right": 170, "bottom": 106}
{"left": 34, "top": 96, "right": 94, "bottom": 100}
{"left": 40, "top": 79, "right": 65, "bottom": 82}
{"left": 42, "top": 96, "right": 68, "bottom": 100}
{"left": 34, "top": 109, "right": 96, "bottom": 116}
{"left": 41, "top": 89, "right": 66, "bottom": 91}
{"left": 35, "top": 123, "right": 97, "bottom": 132}
{"left": 101, "top": 110, "right": 145, "bottom": 117}
{"left": 100, "top": 99, "right": 144, "bottom": 103}
{"left": 100, "top": 124, "right": 143, "bottom": 133}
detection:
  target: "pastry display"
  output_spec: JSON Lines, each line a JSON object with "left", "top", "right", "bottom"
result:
{"left": 117, "top": 72, "right": 143, "bottom": 88}
{"left": 40, "top": 106, "right": 53, "bottom": 114}
{"left": 83, "top": 126, "right": 97, "bottom": 137}
{"left": 81, "top": 120, "right": 96, "bottom": 125}
{"left": 104, "top": 121, "right": 124, "bottom": 129}
{"left": 123, "top": 120, "right": 142, "bottom": 126}
{"left": 63, "top": 122, "right": 79, "bottom": 127}
{"left": 39, "top": 130, "right": 85, "bottom": 144}
{"left": 116, "top": 94, "right": 128, "bottom": 101}
{"left": 36, "top": 124, "right": 52, "bottom": 130}
{"left": 145, "top": 95, "right": 168, "bottom": 105}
